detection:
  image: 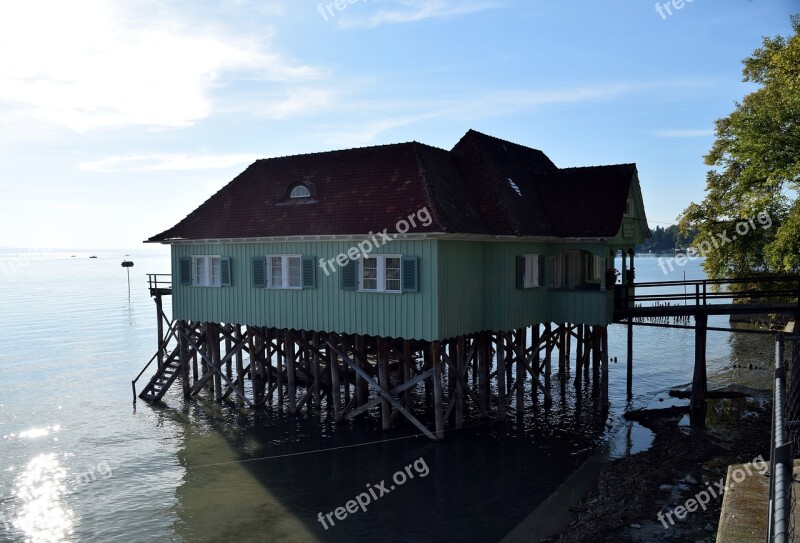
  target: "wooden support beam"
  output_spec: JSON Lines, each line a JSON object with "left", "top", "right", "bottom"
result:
{"left": 516, "top": 328, "right": 525, "bottom": 413}
{"left": 575, "top": 324, "right": 584, "bottom": 387}
{"left": 478, "top": 333, "right": 488, "bottom": 415}
{"left": 627, "top": 318, "right": 634, "bottom": 399}
{"left": 455, "top": 336, "right": 465, "bottom": 428}
{"left": 497, "top": 333, "right": 506, "bottom": 418}
{"left": 328, "top": 339, "right": 342, "bottom": 421}
{"left": 346, "top": 368, "right": 434, "bottom": 420}
{"left": 179, "top": 321, "right": 190, "bottom": 398}
{"left": 277, "top": 332, "right": 284, "bottom": 404}
{"left": 355, "top": 335, "right": 368, "bottom": 407}
{"left": 286, "top": 330, "right": 297, "bottom": 414}
{"left": 328, "top": 338, "right": 437, "bottom": 440}
{"left": 235, "top": 326, "right": 244, "bottom": 398}
{"left": 312, "top": 332, "right": 321, "bottom": 410}
{"left": 182, "top": 330, "right": 254, "bottom": 407}
{"left": 431, "top": 341, "right": 445, "bottom": 440}
{"left": 690, "top": 313, "right": 708, "bottom": 427}
{"left": 377, "top": 337, "right": 391, "bottom": 430}
{"left": 402, "top": 340, "right": 413, "bottom": 411}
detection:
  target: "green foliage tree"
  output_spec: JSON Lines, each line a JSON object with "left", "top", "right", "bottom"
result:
{"left": 680, "top": 16, "right": 800, "bottom": 281}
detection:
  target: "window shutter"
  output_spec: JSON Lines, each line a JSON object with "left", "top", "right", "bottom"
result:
{"left": 538, "top": 254, "right": 546, "bottom": 287}
{"left": 401, "top": 255, "right": 419, "bottom": 293}
{"left": 252, "top": 257, "right": 266, "bottom": 288}
{"left": 341, "top": 259, "right": 358, "bottom": 291}
{"left": 301, "top": 255, "right": 316, "bottom": 289}
{"left": 220, "top": 257, "right": 232, "bottom": 287}
{"left": 516, "top": 256, "right": 525, "bottom": 289}
{"left": 179, "top": 257, "right": 192, "bottom": 286}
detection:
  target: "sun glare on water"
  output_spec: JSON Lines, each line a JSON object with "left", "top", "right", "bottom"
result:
{"left": 12, "top": 453, "right": 74, "bottom": 543}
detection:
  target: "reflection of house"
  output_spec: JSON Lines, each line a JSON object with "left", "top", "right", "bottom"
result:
{"left": 148, "top": 129, "right": 649, "bottom": 338}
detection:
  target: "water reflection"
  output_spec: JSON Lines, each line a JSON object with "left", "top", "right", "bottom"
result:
{"left": 12, "top": 453, "right": 74, "bottom": 543}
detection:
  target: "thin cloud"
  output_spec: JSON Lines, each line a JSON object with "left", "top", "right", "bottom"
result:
{"left": 0, "top": 0, "right": 325, "bottom": 133}
{"left": 653, "top": 129, "right": 715, "bottom": 138}
{"left": 79, "top": 153, "right": 260, "bottom": 173}
{"left": 338, "top": 0, "right": 503, "bottom": 29}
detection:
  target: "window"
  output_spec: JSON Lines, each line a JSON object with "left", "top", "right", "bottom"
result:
{"left": 189, "top": 255, "right": 228, "bottom": 287}
{"left": 268, "top": 255, "right": 302, "bottom": 289}
{"left": 360, "top": 255, "right": 402, "bottom": 293}
{"left": 290, "top": 185, "right": 311, "bottom": 199}
{"left": 517, "top": 254, "right": 545, "bottom": 289}
{"left": 624, "top": 198, "right": 634, "bottom": 216}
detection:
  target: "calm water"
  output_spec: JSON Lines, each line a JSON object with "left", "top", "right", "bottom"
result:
{"left": 0, "top": 252, "right": 776, "bottom": 543}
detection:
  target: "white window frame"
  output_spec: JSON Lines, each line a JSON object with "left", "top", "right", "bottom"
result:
{"left": 359, "top": 255, "right": 402, "bottom": 293}
{"left": 290, "top": 185, "right": 311, "bottom": 199}
{"left": 522, "top": 253, "right": 541, "bottom": 289}
{"left": 267, "top": 254, "right": 302, "bottom": 289}
{"left": 191, "top": 255, "right": 222, "bottom": 287}
{"left": 624, "top": 198, "right": 634, "bottom": 217}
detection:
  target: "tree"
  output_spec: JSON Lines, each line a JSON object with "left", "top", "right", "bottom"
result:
{"left": 680, "top": 15, "right": 800, "bottom": 280}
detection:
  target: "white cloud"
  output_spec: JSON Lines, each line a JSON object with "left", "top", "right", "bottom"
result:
{"left": 653, "top": 129, "right": 715, "bottom": 138}
{"left": 0, "top": 0, "right": 325, "bottom": 132}
{"left": 337, "top": 0, "right": 502, "bottom": 29}
{"left": 78, "top": 153, "right": 260, "bottom": 173}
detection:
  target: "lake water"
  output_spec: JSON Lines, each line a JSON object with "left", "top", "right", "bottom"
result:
{"left": 0, "top": 251, "right": 776, "bottom": 543}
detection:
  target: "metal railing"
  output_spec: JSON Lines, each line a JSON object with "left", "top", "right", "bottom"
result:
{"left": 147, "top": 273, "right": 172, "bottom": 292}
{"left": 621, "top": 276, "right": 800, "bottom": 307}
{"left": 768, "top": 331, "right": 800, "bottom": 542}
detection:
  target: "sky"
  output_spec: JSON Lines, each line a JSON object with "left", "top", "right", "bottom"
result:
{"left": 0, "top": 0, "right": 797, "bottom": 250}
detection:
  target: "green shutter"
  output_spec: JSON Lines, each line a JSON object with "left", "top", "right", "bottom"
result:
{"left": 179, "top": 257, "right": 192, "bottom": 286}
{"left": 538, "top": 254, "right": 546, "bottom": 287}
{"left": 341, "top": 259, "right": 358, "bottom": 291}
{"left": 302, "top": 255, "right": 316, "bottom": 289}
{"left": 252, "top": 257, "right": 266, "bottom": 288}
{"left": 221, "top": 257, "right": 231, "bottom": 287}
{"left": 516, "top": 256, "right": 525, "bottom": 289}
{"left": 401, "top": 255, "right": 419, "bottom": 293}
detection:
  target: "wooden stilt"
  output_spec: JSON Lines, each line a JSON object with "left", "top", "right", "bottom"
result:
{"left": 690, "top": 313, "right": 708, "bottom": 427}
{"left": 402, "top": 340, "right": 412, "bottom": 411}
{"left": 277, "top": 332, "right": 284, "bottom": 404}
{"left": 235, "top": 326, "right": 244, "bottom": 397}
{"left": 531, "top": 325, "right": 540, "bottom": 403}
{"left": 575, "top": 324, "right": 584, "bottom": 387}
{"left": 431, "top": 341, "right": 445, "bottom": 440}
{"left": 329, "top": 339, "right": 342, "bottom": 421}
{"left": 627, "top": 318, "right": 634, "bottom": 399}
{"left": 225, "top": 326, "right": 233, "bottom": 381}
{"left": 355, "top": 335, "right": 367, "bottom": 407}
{"left": 179, "top": 321, "right": 190, "bottom": 397}
{"left": 312, "top": 331, "right": 321, "bottom": 410}
{"left": 601, "top": 326, "right": 609, "bottom": 405}
{"left": 497, "top": 333, "right": 506, "bottom": 418}
{"left": 516, "top": 328, "right": 525, "bottom": 413}
{"left": 377, "top": 338, "right": 391, "bottom": 430}
{"left": 477, "top": 333, "right": 488, "bottom": 415}
{"left": 286, "top": 330, "right": 296, "bottom": 414}
{"left": 558, "top": 324, "right": 566, "bottom": 379}
{"left": 455, "top": 335, "right": 465, "bottom": 428}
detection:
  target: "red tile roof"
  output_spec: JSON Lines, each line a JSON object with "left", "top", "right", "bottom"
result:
{"left": 147, "top": 130, "right": 640, "bottom": 242}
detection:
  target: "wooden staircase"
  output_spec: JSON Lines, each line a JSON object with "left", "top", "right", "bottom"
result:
{"left": 139, "top": 352, "right": 181, "bottom": 402}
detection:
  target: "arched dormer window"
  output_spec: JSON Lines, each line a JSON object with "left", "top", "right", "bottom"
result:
{"left": 290, "top": 185, "right": 311, "bottom": 199}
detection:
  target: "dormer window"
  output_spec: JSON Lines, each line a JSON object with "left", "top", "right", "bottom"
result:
{"left": 290, "top": 185, "right": 311, "bottom": 199}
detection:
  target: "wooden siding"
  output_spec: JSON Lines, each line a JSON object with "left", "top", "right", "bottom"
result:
{"left": 171, "top": 240, "right": 438, "bottom": 341}
{"left": 171, "top": 239, "right": 617, "bottom": 342}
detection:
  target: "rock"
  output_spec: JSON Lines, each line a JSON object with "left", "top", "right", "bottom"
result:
{"left": 659, "top": 484, "right": 673, "bottom": 491}
{"left": 630, "top": 523, "right": 641, "bottom": 529}
{"left": 685, "top": 474, "right": 698, "bottom": 485}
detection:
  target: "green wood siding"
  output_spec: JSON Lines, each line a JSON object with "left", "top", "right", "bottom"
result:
{"left": 171, "top": 240, "right": 438, "bottom": 341}
{"left": 171, "top": 238, "right": 616, "bottom": 341}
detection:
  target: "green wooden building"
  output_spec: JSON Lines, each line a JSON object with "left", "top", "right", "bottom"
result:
{"left": 148, "top": 129, "right": 649, "bottom": 342}
{"left": 139, "top": 130, "right": 649, "bottom": 439}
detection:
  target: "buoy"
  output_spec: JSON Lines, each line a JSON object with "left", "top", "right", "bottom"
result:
{"left": 121, "top": 260, "right": 134, "bottom": 298}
